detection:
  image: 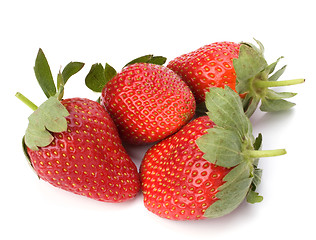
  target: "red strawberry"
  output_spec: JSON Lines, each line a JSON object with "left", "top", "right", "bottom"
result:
{"left": 140, "top": 87, "right": 286, "bottom": 220}
{"left": 167, "top": 41, "right": 240, "bottom": 104}
{"left": 86, "top": 57, "right": 196, "bottom": 145}
{"left": 17, "top": 49, "right": 140, "bottom": 202}
{"left": 167, "top": 40, "right": 304, "bottom": 117}
{"left": 141, "top": 116, "right": 229, "bottom": 220}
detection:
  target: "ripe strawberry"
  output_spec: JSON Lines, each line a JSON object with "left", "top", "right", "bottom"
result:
{"left": 85, "top": 56, "right": 196, "bottom": 145}
{"left": 17, "top": 49, "right": 140, "bottom": 202}
{"left": 167, "top": 40, "right": 304, "bottom": 117}
{"left": 140, "top": 116, "right": 229, "bottom": 220}
{"left": 140, "top": 87, "right": 286, "bottom": 220}
{"left": 167, "top": 41, "right": 240, "bottom": 104}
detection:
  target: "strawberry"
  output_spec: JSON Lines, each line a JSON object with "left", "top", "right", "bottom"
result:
{"left": 167, "top": 40, "right": 304, "bottom": 117}
{"left": 17, "top": 49, "right": 140, "bottom": 202}
{"left": 140, "top": 116, "right": 229, "bottom": 220}
{"left": 140, "top": 87, "right": 286, "bottom": 220}
{"left": 168, "top": 41, "right": 240, "bottom": 104}
{"left": 85, "top": 55, "right": 196, "bottom": 145}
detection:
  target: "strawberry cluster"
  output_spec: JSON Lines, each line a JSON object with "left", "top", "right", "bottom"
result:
{"left": 17, "top": 40, "right": 304, "bottom": 220}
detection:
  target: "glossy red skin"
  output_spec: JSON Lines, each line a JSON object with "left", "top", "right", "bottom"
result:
{"left": 140, "top": 116, "right": 231, "bottom": 220}
{"left": 167, "top": 42, "right": 240, "bottom": 104}
{"left": 27, "top": 98, "right": 140, "bottom": 203}
{"left": 101, "top": 63, "right": 196, "bottom": 145}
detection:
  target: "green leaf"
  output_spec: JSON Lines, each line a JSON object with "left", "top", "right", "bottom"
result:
{"left": 253, "top": 133, "right": 262, "bottom": 151}
{"left": 205, "top": 87, "right": 251, "bottom": 136}
{"left": 266, "top": 89, "right": 297, "bottom": 99}
{"left": 247, "top": 190, "right": 263, "bottom": 204}
{"left": 268, "top": 64, "right": 286, "bottom": 82}
{"left": 62, "top": 62, "right": 85, "bottom": 85}
{"left": 196, "top": 127, "right": 243, "bottom": 168}
{"left": 265, "top": 56, "right": 284, "bottom": 75}
{"left": 252, "top": 134, "right": 262, "bottom": 172}
{"left": 56, "top": 71, "right": 65, "bottom": 100}
{"left": 252, "top": 167, "right": 262, "bottom": 189}
{"left": 197, "top": 87, "right": 288, "bottom": 218}
{"left": 204, "top": 162, "right": 253, "bottom": 218}
{"left": 147, "top": 56, "right": 167, "bottom": 65}
{"left": 198, "top": 87, "right": 256, "bottom": 168}
{"left": 34, "top": 48, "right": 56, "bottom": 98}
{"left": 25, "top": 97, "right": 69, "bottom": 150}
{"left": 104, "top": 63, "right": 117, "bottom": 82}
{"left": 85, "top": 63, "right": 107, "bottom": 92}
{"left": 124, "top": 54, "right": 154, "bottom": 67}
{"left": 57, "top": 71, "right": 65, "bottom": 92}
{"left": 22, "top": 136, "right": 40, "bottom": 178}
{"left": 85, "top": 63, "right": 117, "bottom": 93}
{"left": 260, "top": 98, "right": 296, "bottom": 112}
{"left": 124, "top": 54, "right": 167, "bottom": 67}
{"left": 242, "top": 94, "right": 260, "bottom": 117}
{"left": 234, "top": 40, "right": 304, "bottom": 117}
{"left": 234, "top": 42, "right": 267, "bottom": 93}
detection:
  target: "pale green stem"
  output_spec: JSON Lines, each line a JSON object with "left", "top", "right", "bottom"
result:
{"left": 255, "top": 79, "right": 305, "bottom": 88}
{"left": 247, "top": 149, "right": 287, "bottom": 158}
{"left": 15, "top": 92, "right": 38, "bottom": 111}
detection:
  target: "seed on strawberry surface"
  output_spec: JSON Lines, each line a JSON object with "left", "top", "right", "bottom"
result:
{"left": 168, "top": 42, "right": 240, "bottom": 105}
{"left": 17, "top": 49, "right": 140, "bottom": 203}
{"left": 140, "top": 87, "right": 286, "bottom": 220}
{"left": 85, "top": 56, "right": 196, "bottom": 145}
{"left": 167, "top": 40, "right": 304, "bottom": 117}
{"left": 27, "top": 98, "right": 140, "bottom": 202}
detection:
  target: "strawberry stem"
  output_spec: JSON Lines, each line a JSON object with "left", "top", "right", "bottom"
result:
{"left": 246, "top": 149, "right": 287, "bottom": 158}
{"left": 254, "top": 78, "right": 305, "bottom": 88}
{"left": 15, "top": 92, "right": 38, "bottom": 111}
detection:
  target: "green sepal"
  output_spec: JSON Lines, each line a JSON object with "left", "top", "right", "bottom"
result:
{"left": 57, "top": 71, "right": 65, "bottom": 100}
{"left": 234, "top": 40, "right": 267, "bottom": 94}
{"left": 21, "top": 50, "right": 83, "bottom": 151}
{"left": 34, "top": 49, "right": 84, "bottom": 99}
{"left": 85, "top": 54, "right": 166, "bottom": 93}
{"left": 196, "top": 87, "right": 286, "bottom": 218}
{"left": 268, "top": 63, "right": 286, "bottom": 82}
{"left": 123, "top": 54, "right": 167, "bottom": 67}
{"left": 247, "top": 190, "right": 263, "bottom": 204}
{"left": 61, "top": 62, "right": 85, "bottom": 85}
{"left": 104, "top": 63, "right": 117, "bottom": 83}
{"left": 197, "top": 87, "right": 253, "bottom": 168}
{"left": 25, "top": 97, "right": 69, "bottom": 151}
{"left": 85, "top": 63, "right": 117, "bottom": 92}
{"left": 22, "top": 136, "right": 40, "bottom": 179}
{"left": 204, "top": 86, "right": 252, "bottom": 136}
{"left": 253, "top": 133, "right": 262, "bottom": 151}
{"left": 247, "top": 134, "right": 263, "bottom": 204}
{"left": 260, "top": 98, "right": 296, "bottom": 112}
{"left": 34, "top": 48, "right": 56, "bottom": 98}
{"left": 147, "top": 56, "right": 167, "bottom": 65}
{"left": 197, "top": 127, "right": 243, "bottom": 168}
{"left": 58, "top": 62, "right": 85, "bottom": 99}
{"left": 266, "top": 89, "right": 297, "bottom": 99}
{"left": 234, "top": 39, "right": 304, "bottom": 117}
{"left": 204, "top": 162, "right": 252, "bottom": 218}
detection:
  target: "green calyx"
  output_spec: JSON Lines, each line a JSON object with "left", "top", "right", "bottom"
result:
{"left": 234, "top": 39, "right": 305, "bottom": 117}
{"left": 196, "top": 87, "right": 286, "bottom": 219}
{"left": 17, "top": 48, "right": 84, "bottom": 151}
{"left": 85, "top": 54, "right": 167, "bottom": 92}
{"left": 24, "top": 96, "right": 69, "bottom": 151}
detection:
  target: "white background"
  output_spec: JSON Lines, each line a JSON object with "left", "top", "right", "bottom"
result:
{"left": 1, "top": 0, "right": 315, "bottom": 239}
